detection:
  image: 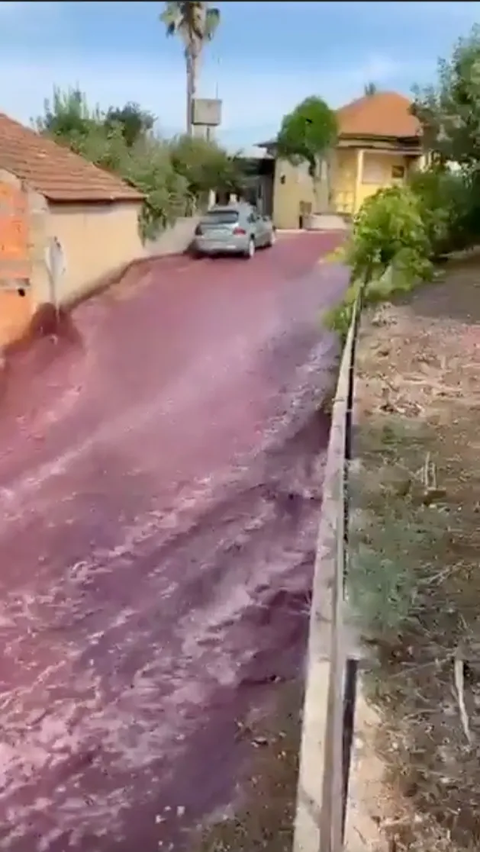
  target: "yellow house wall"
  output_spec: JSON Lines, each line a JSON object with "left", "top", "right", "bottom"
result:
{"left": 272, "top": 158, "right": 315, "bottom": 230}
{"left": 355, "top": 151, "right": 415, "bottom": 212}
{"left": 332, "top": 149, "right": 357, "bottom": 214}
{"left": 272, "top": 148, "right": 423, "bottom": 226}
{"left": 47, "top": 201, "right": 144, "bottom": 305}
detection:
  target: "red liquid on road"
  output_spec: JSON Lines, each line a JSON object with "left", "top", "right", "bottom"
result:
{"left": 0, "top": 233, "right": 347, "bottom": 851}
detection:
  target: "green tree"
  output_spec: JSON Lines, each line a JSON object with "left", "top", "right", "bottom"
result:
{"left": 276, "top": 96, "right": 338, "bottom": 214}
{"left": 127, "top": 136, "right": 191, "bottom": 235}
{"left": 169, "top": 134, "right": 244, "bottom": 203}
{"left": 35, "top": 86, "right": 189, "bottom": 238}
{"left": 34, "top": 85, "right": 242, "bottom": 239}
{"left": 104, "top": 102, "right": 155, "bottom": 148}
{"left": 160, "top": 1, "right": 220, "bottom": 136}
{"left": 412, "top": 25, "right": 480, "bottom": 170}
{"left": 34, "top": 86, "right": 101, "bottom": 152}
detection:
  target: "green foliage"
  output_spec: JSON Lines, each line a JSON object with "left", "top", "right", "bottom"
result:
{"left": 169, "top": 135, "right": 245, "bottom": 198}
{"left": 324, "top": 263, "right": 418, "bottom": 342}
{"left": 349, "top": 419, "right": 446, "bottom": 648}
{"left": 348, "top": 186, "right": 433, "bottom": 283}
{"left": 35, "top": 86, "right": 238, "bottom": 241}
{"left": 126, "top": 137, "right": 191, "bottom": 238}
{"left": 412, "top": 25, "right": 480, "bottom": 170}
{"left": 35, "top": 87, "right": 102, "bottom": 153}
{"left": 410, "top": 25, "right": 480, "bottom": 257}
{"left": 411, "top": 166, "right": 480, "bottom": 255}
{"left": 408, "top": 167, "right": 457, "bottom": 253}
{"left": 276, "top": 96, "right": 338, "bottom": 177}
{"left": 104, "top": 102, "right": 155, "bottom": 148}
{"left": 327, "top": 24, "right": 480, "bottom": 344}
{"left": 160, "top": 1, "right": 220, "bottom": 45}
{"left": 325, "top": 186, "right": 434, "bottom": 340}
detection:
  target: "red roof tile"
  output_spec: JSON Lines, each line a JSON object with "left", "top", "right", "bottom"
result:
{"left": 0, "top": 113, "right": 143, "bottom": 202}
{"left": 337, "top": 91, "right": 421, "bottom": 139}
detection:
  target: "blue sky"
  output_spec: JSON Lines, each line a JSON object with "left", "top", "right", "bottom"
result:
{"left": 1, "top": 1, "right": 480, "bottom": 149}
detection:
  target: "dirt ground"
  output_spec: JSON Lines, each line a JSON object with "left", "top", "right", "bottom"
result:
{"left": 350, "top": 256, "right": 480, "bottom": 851}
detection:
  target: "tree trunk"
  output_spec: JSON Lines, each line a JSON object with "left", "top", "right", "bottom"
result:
{"left": 185, "top": 49, "right": 194, "bottom": 136}
{"left": 190, "top": 47, "right": 201, "bottom": 135}
{"left": 185, "top": 39, "right": 201, "bottom": 137}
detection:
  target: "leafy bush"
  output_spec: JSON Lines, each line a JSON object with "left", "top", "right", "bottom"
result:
{"left": 126, "top": 137, "right": 191, "bottom": 239}
{"left": 408, "top": 168, "right": 456, "bottom": 255}
{"left": 325, "top": 186, "right": 434, "bottom": 339}
{"left": 409, "top": 166, "right": 480, "bottom": 257}
{"left": 169, "top": 135, "right": 245, "bottom": 203}
{"left": 36, "top": 86, "right": 242, "bottom": 241}
{"left": 347, "top": 185, "right": 433, "bottom": 283}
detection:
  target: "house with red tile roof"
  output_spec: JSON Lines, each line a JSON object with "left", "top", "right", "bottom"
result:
{"left": 0, "top": 112, "right": 144, "bottom": 346}
{"left": 259, "top": 91, "right": 425, "bottom": 229}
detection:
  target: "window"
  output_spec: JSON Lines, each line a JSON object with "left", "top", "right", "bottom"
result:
{"left": 361, "top": 156, "right": 385, "bottom": 184}
{"left": 202, "top": 209, "right": 239, "bottom": 225}
{"left": 391, "top": 164, "right": 406, "bottom": 180}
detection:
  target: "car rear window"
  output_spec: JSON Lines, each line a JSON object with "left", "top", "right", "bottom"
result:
{"left": 202, "top": 210, "right": 239, "bottom": 225}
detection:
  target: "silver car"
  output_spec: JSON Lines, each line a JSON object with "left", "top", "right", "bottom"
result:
{"left": 192, "top": 203, "right": 276, "bottom": 259}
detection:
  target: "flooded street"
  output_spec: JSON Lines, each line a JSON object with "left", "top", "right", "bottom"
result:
{"left": 0, "top": 233, "right": 347, "bottom": 851}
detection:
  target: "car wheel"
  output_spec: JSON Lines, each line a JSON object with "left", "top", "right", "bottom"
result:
{"left": 244, "top": 237, "right": 255, "bottom": 259}
{"left": 268, "top": 229, "right": 276, "bottom": 247}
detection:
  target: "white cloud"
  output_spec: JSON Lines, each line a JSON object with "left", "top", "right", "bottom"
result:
{"left": 0, "top": 51, "right": 417, "bottom": 146}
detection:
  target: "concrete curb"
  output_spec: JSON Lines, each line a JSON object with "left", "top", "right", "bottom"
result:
{"left": 293, "top": 306, "right": 389, "bottom": 852}
{"left": 343, "top": 318, "right": 389, "bottom": 852}
{"left": 293, "top": 319, "right": 353, "bottom": 852}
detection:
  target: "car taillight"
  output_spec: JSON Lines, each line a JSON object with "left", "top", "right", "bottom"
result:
{"left": 233, "top": 227, "right": 246, "bottom": 235}
{"left": 194, "top": 224, "right": 202, "bottom": 235}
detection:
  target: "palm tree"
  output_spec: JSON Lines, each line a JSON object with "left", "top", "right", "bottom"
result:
{"left": 160, "top": 1, "right": 220, "bottom": 136}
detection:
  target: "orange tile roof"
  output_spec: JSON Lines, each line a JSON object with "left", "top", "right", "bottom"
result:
{"left": 337, "top": 91, "right": 421, "bottom": 139}
{"left": 0, "top": 113, "right": 143, "bottom": 203}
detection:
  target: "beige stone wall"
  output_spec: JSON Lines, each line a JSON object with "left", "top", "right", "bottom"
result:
{"left": 28, "top": 186, "right": 52, "bottom": 307}
{"left": 0, "top": 172, "right": 145, "bottom": 347}
{"left": 145, "top": 216, "right": 200, "bottom": 256}
{"left": 46, "top": 201, "right": 144, "bottom": 305}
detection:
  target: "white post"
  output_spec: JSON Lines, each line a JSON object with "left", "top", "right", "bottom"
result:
{"left": 45, "top": 236, "right": 66, "bottom": 316}
{"left": 354, "top": 149, "right": 364, "bottom": 215}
